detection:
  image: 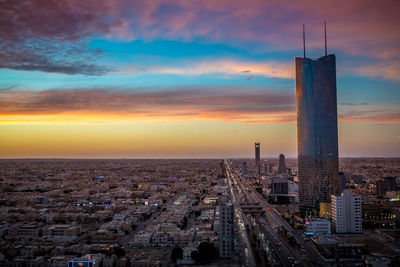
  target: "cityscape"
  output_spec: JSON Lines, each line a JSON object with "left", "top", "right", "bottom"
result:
{"left": 1, "top": 1, "right": 400, "bottom": 267}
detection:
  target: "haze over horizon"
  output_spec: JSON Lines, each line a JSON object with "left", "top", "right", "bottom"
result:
{"left": 0, "top": 0, "right": 399, "bottom": 158}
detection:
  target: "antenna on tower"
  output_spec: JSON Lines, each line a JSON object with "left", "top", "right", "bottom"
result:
{"left": 303, "top": 24, "right": 306, "bottom": 58}
{"left": 324, "top": 21, "right": 327, "bottom": 56}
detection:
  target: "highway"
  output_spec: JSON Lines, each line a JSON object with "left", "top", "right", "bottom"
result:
{"left": 226, "top": 161, "right": 257, "bottom": 267}
{"left": 225, "top": 160, "right": 305, "bottom": 267}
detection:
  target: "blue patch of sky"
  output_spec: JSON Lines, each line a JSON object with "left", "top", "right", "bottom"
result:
{"left": 2, "top": 38, "right": 398, "bottom": 107}
{"left": 89, "top": 39, "right": 295, "bottom": 63}
{"left": 338, "top": 76, "right": 400, "bottom": 106}
{"left": 0, "top": 68, "right": 293, "bottom": 93}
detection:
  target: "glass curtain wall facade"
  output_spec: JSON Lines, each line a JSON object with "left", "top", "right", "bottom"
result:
{"left": 296, "top": 54, "right": 339, "bottom": 211}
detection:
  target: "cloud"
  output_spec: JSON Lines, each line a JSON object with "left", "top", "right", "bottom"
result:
{"left": 117, "top": 60, "right": 294, "bottom": 79}
{"left": 107, "top": 0, "right": 400, "bottom": 82}
{"left": 0, "top": 88, "right": 295, "bottom": 124}
{"left": 1, "top": 87, "right": 398, "bottom": 125}
{"left": 106, "top": 0, "right": 400, "bottom": 59}
{"left": 340, "top": 102, "right": 369, "bottom": 106}
{"left": 1, "top": 0, "right": 399, "bottom": 79}
{"left": 339, "top": 108, "right": 400, "bottom": 124}
{"left": 0, "top": 0, "right": 119, "bottom": 75}
{"left": 350, "top": 61, "right": 400, "bottom": 82}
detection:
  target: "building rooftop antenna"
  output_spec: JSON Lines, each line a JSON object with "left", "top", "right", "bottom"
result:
{"left": 303, "top": 24, "right": 306, "bottom": 58}
{"left": 324, "top": 21, "right": 327, "bottom": 56}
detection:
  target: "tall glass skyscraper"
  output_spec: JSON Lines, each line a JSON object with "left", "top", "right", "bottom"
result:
{"left": 295, "top": 27, "right": 339, "bottom": 211}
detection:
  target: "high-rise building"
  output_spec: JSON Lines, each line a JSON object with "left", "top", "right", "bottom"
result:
{"left": 331, "top": 190, "right": 362, "bottom": 233}
{"left": 271, "top": 177, "right": 289, "bottom": 194}
{"left": 296, "top": 24, "right": 339, "bottom": 211}
{"left": 242, "top": 162, "right": 247, "bottom": 177}
{"left": 255, "top": 142, "right": 261, "bottom": 175}
{"left": 268, "top": 164, "right": 273, "bottom": 174}
{"left": 376, "top": 177, "right": 397, "bottom": 195}
{"left": 219, "top": 160, "right": 226, "bottom": 178}
{"left": 278, "top": 154, "right": 286, "bottom": 174}
{"left": 219, "top": 200, "right": 234, "bottom": 259}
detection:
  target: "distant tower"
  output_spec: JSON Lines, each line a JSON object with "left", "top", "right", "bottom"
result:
{"left": 278, "top": 154, "right": 286, "bottom": 174}
{"left": 242, "top": 162, "right": 248, "bottom": 177}
{"left": 296, "top": 23, "right": 339, "bottom": 211}
{"left": 220, "top": 160, "right": 226, "bottom": 178}
{"left": 269, "top": 164, "right": 273, "bottom": 174}
{"left": 255, "top": 142, "right": 261, "bottom": 175}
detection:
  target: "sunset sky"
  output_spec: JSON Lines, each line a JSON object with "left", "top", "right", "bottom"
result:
{"left": 0, "top": 0, "right": 399, "bottom": 158}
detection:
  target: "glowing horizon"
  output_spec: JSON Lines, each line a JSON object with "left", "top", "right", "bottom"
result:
{"left": 0, "top": 0, "right": 399, "bottom": 158}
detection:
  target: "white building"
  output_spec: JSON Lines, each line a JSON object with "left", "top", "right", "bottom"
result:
{"left": 304, "top": 217, "right": 331, "bottom": 236}
{"left": 331, "top": 190, "right": 362, "bottom": 234}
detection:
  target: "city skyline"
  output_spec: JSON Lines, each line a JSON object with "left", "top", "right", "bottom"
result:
{"left": 0, "top": 0, "right": 399, "bottom": 158}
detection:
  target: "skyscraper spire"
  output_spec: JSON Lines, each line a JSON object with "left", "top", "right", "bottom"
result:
{"left": 324, "top": 21, "right": 327, "bottom": 56}
{"left": 303, "top": 24, "right": 306, "bottom": 58}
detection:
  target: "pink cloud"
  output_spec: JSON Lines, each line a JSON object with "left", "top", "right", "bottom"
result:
{"left": 0, "top": 88, "right": 295, "bottom": 124}
{"left": 1, "top": 0, "right": 399, "bottom": 77}
{"left": 107, "top": 0, "right": 400, "bottom": 59}
{"left": 117, "top": 59, "right": 294, "bottom": 79}
{"left": 1, "top": 88, "right": 398, "bottom": 125}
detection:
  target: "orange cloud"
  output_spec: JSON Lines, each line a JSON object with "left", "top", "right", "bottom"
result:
{"left": 1, "top": 88, "right": 399, "bottom": 125}
{"left": 0, "top": 88, "right": 295, "bottom": 125}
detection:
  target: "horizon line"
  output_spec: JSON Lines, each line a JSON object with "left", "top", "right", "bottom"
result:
{"left": 1, "top": 156, "right": 399, "bottom": 160}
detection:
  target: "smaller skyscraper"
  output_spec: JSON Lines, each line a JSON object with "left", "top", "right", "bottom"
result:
{"left": 268, "top": 164, "right": 273, "bottom": 174}
{"left": 376, "top": 177, "right": 397, "bottom": 195}
{"left": 242, "top": 162, "right": 247, "bottom": 177}
{"left": 219, "top": 160, "right": 226, "bottom": 178}
{"left": 331, "top": 190, "right": 362, "bottom": 233}
{"left": 219, "top": 199, "right": 234, "bottom": 259}
{"left": 278, "top": 154, "right": 286, "bottom": 174}
{"left": 255, "top": 142, "right": 261, "bottom": 175}
{"left": 264, "top": 164, "right": 269, "bottom": 175}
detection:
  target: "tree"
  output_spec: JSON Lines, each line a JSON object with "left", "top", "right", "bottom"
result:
{"left": 171, "top": 246, "right": 183, "bottom": 263}
{"left": 114, "top": 247, "right": 125, "bottom": 258}
{"left": 196, "top": 242, "right": 217, "bottom": 263}
{"left": 194, "top": 210, "right": 201, "bottom": 217}
{"left": 180, "top": 216, "right": 188, "bottom": 230}
{"left": 191, "top": 250, "right": 200, "bottom": 262}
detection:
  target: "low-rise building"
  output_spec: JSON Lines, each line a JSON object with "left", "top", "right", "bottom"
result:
{"left": 43, "top": 223, "right": 80, "bottom": 237}
{"left": 304, "top": 217, "right": 331, "bottom": 236}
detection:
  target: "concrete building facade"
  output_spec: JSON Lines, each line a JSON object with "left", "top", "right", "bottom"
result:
{"left": 331, "top": 190, "right": 362, "bottom": 233}
{"left": 219, "top": 202, "right": 234, "bottom": 259}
